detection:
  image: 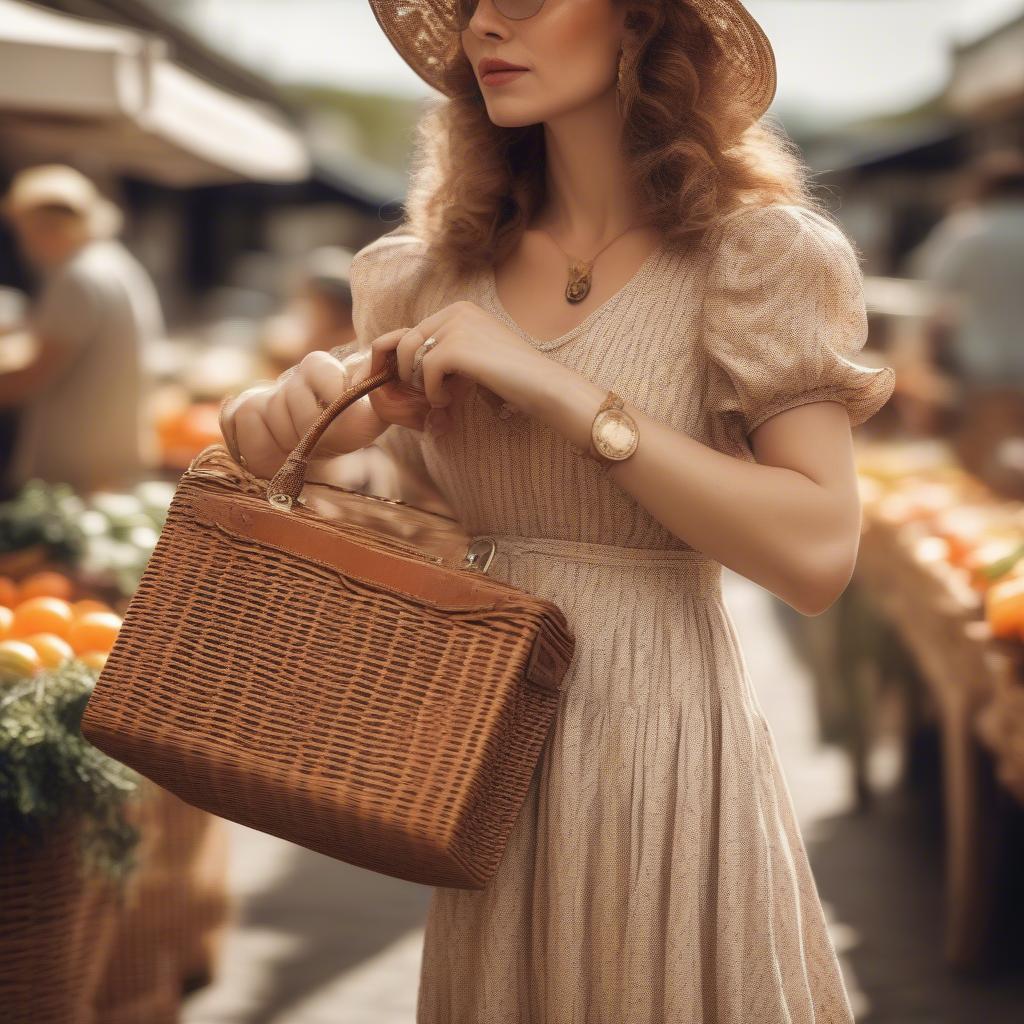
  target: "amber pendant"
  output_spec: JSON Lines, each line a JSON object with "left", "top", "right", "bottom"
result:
{"left": 565, "top": 260, "right": 593, "bottom": 304}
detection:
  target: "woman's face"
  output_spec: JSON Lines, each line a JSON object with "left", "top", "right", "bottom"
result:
{"left": 461, "top": 0, "right": 627, "bottom": 127}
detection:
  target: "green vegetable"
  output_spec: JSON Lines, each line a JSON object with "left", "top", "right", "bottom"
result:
{"left": 0, "top": 478, "right": 173, "bottom": 598}
{"left": 0, "top": 660, "right": 142, "bottom": 881}
{"left": 981, "top": 540, "right": 1024, "bottom": 581}
{"left": 0, "top": 478, "right": 87, "bottom": 557}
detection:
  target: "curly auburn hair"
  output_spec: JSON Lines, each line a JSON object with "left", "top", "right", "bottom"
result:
{"left": 398, "top": 0, "right": 831, "bottom": 281}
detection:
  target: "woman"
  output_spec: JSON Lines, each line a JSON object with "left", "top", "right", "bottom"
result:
{"left": 225, "top": 0, "right": 896, "bottom": 1019}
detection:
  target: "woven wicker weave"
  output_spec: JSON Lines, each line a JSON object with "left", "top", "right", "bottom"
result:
{"left": 94, "top": 779, "right": 229, "bottom": 1020}
{"left": 81, "top": 353, "right": 575, "bottom": 889}
{"left": 0, "top": 814, "right": 119, "bottom": 1024}
{"left": 154, "top": 789, "right": 232, "bottom": 988}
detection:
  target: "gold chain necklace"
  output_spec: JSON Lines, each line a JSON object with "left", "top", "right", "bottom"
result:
{"left": 539, "top": 224, "right": 646, "bottom": 304}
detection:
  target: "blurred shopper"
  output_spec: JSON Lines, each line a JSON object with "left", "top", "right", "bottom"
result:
{"left": 261, "top": 246, "right": 356, "bottom": 374}
{"left": 241, "top": 244, "right": 445, "bottom": 505}
{"left": 908, "top": 149, "right": 1024, "bottom": 395}
{"left": 0, "top": 165, "right": 164, "bottom": 494}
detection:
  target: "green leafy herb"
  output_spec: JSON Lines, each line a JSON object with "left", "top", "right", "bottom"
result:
{"left": 0, "top": 660, "right": 142, "bottom": 881}
{"left": 981, "top": 540, "right": 1024, "bottom": 582}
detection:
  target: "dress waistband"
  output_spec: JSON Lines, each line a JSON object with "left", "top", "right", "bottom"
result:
{"left": 472, "top": 532, "right": 721, "bottom": 574}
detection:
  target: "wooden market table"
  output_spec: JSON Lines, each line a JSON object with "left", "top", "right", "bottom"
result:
{"left": 852, "top": 507, "right": 1024, "bottom": 970}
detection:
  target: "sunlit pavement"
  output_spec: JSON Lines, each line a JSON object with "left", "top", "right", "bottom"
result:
{"left": 182, "top": 570, "right": 1024, "bottom": 1023}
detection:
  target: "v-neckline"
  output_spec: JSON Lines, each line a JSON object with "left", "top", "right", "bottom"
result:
{"left": 481, "top": 240, "right": 666, "bottom": 351}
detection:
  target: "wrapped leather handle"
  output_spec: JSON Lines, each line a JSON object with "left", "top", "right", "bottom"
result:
{"left": 267, "top": 350, "right": 403, "bottom": 510}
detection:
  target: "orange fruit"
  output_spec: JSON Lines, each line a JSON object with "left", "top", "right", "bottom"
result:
{"left": 0, "top": 576, "right": 17, "bottom": 607}
{"left": 10, "top": 596, "right": 74, "bottom": 639}
{"left": 67, "top": 611, "right": 122, "bottom": 655}
{"left": 182, "top": 403, "right": 222, "bottom": 447}
{"left": 17, "top": 571, "right": 74, "bottom": 602}
{"left": 985, "top": 575, "right": 1024, "bottom": 640}
{"left": 77, "top": 650, "right": 109, "bottom": 671}
{"left": 0, "top": 638, "right": 43, "bottom": 682}
{"left": 70, "top": 598, "right": 113, "bottom": 619}
{"left": 0, "top": 605, "right": 13, "bottom": 639}
{"left": 23, "top": 632, "right": 75, "bottom": 668}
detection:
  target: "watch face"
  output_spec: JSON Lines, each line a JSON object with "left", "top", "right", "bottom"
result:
{"left": 593, "top": 409, "right": 638, "bottom": 459}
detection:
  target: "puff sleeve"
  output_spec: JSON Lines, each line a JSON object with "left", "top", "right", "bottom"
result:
{"left": 701, "top": 204, "right": 896, "bottom": 444}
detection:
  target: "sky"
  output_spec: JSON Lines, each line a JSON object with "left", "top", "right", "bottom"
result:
{"left": 173, "top": 0, "right": 1024, "bottom": 126}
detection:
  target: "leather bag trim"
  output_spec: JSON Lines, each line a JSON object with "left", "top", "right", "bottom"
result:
{"left": 187, "top": 490, "right": 513, "bottom": 613}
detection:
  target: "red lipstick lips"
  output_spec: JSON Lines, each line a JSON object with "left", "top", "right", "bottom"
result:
{"left": 478, "top": 57, "right": 529, "bottom": 85}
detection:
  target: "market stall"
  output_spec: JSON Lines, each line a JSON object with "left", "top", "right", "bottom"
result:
{"left": 814, "top": 439, "right": 1024, "bottom": 970}
{"left": 0, "top": 477, "right": 233, "bottom": 1022}
{"left": 0, "top": 0, "right": 309, "bottom": 186}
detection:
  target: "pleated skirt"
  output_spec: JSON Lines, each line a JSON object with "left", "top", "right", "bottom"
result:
{"left": 415, "top": 534, "right": 856, "bottom": 1024}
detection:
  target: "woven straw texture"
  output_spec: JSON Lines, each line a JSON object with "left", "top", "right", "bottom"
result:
{"left": 0, "top": 814, "right": 119, "bottom": 1024}
{"left": 153, "top": 787, "right": 232, "bottom": 985}
{"left": 366, "top": 0, "right": 777, "bottom": 127}
{"left": 93, "top": 784, "right": 181, "bottom": 1024}
{"left": 80, "top": 445, "right": 575, "bottom": 890}
{"left": 343, "top": 202, "right": 896, "bottom": 1022}
{"left": 93, "top": 780, "right": 229, "bottom": 1021}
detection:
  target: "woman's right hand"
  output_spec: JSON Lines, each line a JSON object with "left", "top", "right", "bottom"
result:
{"left": 224, "top": 335, "right": 411, "bottom": 479}
{"left": 364, "top": 328, "right": 435, "bottom": 432}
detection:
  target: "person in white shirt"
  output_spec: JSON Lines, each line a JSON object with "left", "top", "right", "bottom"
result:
{"left": 0, "top": 164, "right": 164, "bottom": 493}
{"left": 908, "top": 149, "right": 1024, "bottom": 395}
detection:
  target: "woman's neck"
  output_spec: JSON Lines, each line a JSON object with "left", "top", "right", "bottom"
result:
{"left": 537, "top": 109, "right": 644, "bottom": 249}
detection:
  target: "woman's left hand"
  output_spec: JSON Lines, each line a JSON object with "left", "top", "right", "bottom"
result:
{"left": 368, "top": 300, "right": 549, "bottom": 436}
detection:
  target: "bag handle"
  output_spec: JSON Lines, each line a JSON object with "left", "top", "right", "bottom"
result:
{"left": 266, "top": 350, "right": 403, "bottom": 510}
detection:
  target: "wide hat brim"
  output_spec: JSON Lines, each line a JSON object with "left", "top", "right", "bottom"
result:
{"left": 367, "top": 0, "right": 777, "bottom": 126}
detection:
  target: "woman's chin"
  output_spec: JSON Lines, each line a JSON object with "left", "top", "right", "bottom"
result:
{"left": 483, "top": 103, "right": 543, "bottom": 130}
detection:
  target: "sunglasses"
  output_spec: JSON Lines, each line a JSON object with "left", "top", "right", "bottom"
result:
{"left": 446, "top": 0, "right": 547, "bottom": 32}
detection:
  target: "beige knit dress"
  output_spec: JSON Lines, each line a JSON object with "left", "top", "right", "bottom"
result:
{"left": 344, "top": 203, "right": 897, "bottom": 1024}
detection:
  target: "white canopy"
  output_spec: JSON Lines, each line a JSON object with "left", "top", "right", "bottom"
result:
{"left": 0, "top": 0, "right": 310, "bottom": 185}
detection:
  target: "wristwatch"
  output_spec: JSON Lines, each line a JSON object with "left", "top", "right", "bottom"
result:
{"left": 570, "top": 390, "right": 639, "bottom": 470}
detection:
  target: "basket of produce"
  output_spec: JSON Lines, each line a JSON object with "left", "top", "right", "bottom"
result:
{"left": 0, "top": 661, "right": 143, "bottom": 1024}
{"left": 97, "top": 779, "right": 232, "bottom": 1014}
{"left": 94, "top": 780, "right": 183, "bottom": 1024}
{"left": 1, "top": 814, "right": 120, "bottom": 1024}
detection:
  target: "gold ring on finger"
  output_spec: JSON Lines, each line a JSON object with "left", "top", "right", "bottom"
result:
{"left": 414, "top": 335, "right": 439, "bottom": 371}
{"left": 412, "top": 336, "right": 438, "bottom": 386}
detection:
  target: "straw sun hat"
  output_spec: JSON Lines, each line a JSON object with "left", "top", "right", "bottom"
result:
{"left": 1, "top": 164, "right": 123, "bottom": 239}
{"left": 367, "top": 0, "right": 777, "bottom": 127}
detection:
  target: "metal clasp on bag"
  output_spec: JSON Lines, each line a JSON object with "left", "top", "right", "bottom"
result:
{"left": 268, "top": 492, "right": 307, "bottom": 510}
{"left": 462, "top": 537, "right": 496, "bottom": 574}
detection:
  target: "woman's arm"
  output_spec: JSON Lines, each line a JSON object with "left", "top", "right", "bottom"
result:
{"left": 523, "top": 367, "right": 860, "bottom": 617}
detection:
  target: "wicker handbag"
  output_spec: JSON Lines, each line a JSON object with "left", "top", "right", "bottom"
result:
{"left": 80, "top": 353, "right": 575, "bottom": 890}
